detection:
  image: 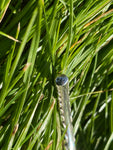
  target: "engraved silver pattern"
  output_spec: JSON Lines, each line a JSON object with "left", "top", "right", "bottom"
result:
{"left": 56, "top": 74, "right": 76, "bottom": 150}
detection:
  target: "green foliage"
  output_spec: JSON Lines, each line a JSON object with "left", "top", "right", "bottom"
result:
{"left": 0, "top": 0, "right": 113, "bottom": 149}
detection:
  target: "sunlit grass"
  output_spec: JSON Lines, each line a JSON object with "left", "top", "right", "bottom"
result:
{"left": 0, "top": 0, "right": 113, "bottom": 149}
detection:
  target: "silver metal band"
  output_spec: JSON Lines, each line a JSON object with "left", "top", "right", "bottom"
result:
{"left": 56, "top": 74, "right": 76, "bottom": 150}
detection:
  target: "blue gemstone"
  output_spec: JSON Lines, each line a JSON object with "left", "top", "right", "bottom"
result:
{"left": 56, "top": 74, "right": 68, "bottom": 86}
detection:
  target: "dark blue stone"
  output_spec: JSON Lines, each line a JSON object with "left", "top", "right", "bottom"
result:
{"left": 56, "top": 74, "right": 68, "bottom": 86}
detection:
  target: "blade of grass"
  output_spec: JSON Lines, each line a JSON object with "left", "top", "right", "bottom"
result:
{"left": 0, "top": 7, "right": 38, "bottom": 109}
{"left": 61, "top": 0, "right": 73, "bottom": 73}
{"left": 4, "top": 23, "right": 20, "bottom": 84}
{"left": 0, "top": 0, "right": 11, "bottom": 22}
{"left": 27, "top": 99, "right": 55, "bottom": 150}
{"left": 2, "top": 7, "right": 38, "bottom": 150}
{"left": 56, "top": 112, "right": 62, "bottom": 150}
{"left": 13, "top": 91, "right": 45, "bottom": 149}
{"left": 104, "top": 133, "right": 113, "bottom": 150}
{"left": 0, "top": 88, "right": 25, "bottom": 117}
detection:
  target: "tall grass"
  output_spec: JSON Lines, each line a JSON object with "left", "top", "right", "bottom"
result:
{"left": 0, "top": 0, "right": 113, "bottom": 149}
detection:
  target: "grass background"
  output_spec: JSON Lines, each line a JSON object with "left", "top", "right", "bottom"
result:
{"left": 0, "top": 0, "right": 113, "bottom": 149}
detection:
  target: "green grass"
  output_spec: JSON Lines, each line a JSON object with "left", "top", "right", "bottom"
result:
{"left": 0, "top": 0, "right": 113, "bottom": 149}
